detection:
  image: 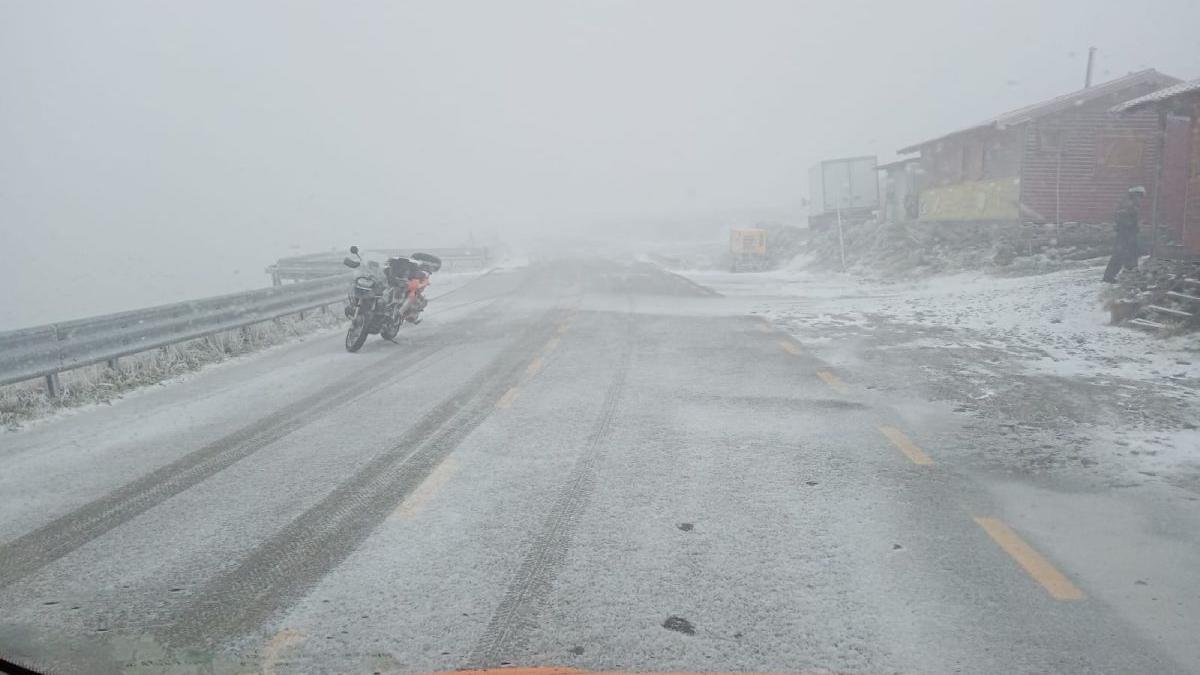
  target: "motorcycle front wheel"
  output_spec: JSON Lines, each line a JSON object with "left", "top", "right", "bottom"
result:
{"left": 345, "top": 314, "right": 369, "bottom": 352}
{"left": 380, "top": 318, "right": 400, "bottom": 340}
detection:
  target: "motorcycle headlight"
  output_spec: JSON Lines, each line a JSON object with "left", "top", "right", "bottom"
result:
{"left": 355, "top": 276, "right": 375, "bottom": 290}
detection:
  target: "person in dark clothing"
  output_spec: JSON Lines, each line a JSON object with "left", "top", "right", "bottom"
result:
{"left": 1103, "top": 186, "right": 1146, "bottom": 283}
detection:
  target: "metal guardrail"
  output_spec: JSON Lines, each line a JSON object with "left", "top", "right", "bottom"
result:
{"left": 267, "top": 248, "right": 489, "bottom": 284}
{"left": 0, "top": 275, "right": 348, "bottom": 395}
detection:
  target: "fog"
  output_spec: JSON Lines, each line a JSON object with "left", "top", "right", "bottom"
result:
{"left": 2, "top": 0, "right": 1197, "bottom": 329}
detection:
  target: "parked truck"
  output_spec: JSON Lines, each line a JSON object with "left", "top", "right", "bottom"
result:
{"left": 808, "top": 156, "right": 879, "bottom": 229}
{"left": 729, "top": 228, "right": 768, "bottom": 272}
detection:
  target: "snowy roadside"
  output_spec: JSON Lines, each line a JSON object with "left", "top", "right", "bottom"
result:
{"left": 0, "top": 268, "right": 497, "bottom": 432}
{"left": 679, "top": 261, "right": 1200, "bottom": 490}
{"left": 690, "top": 263, "right": 1199, "bottom": 385}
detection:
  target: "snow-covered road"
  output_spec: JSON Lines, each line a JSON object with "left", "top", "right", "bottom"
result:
{"left": 1, "top": 259, "right": 1198, "bottom": 674}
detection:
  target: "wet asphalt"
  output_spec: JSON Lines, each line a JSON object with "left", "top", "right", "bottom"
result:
{"left": 0, "top": 259, "right": 1196, "bottom": 674}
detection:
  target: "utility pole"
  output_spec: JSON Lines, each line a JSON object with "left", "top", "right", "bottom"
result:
{"left": 836, "top": 184, "right": 849, "bottom": 271}
{"left": 1084, "top": 47, "right": 1096, "bottom": 88}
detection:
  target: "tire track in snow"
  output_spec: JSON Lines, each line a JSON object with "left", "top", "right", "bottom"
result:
{"left": 157, "top": 308, "right": 569, "bottom": 649}
{"left": 0, "top": 300, "right": 509, "bottom": 590}
{"left": 466, "top": 302, "right": 634, "bottom": 668}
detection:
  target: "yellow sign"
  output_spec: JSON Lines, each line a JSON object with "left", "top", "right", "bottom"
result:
{"left": 919, "top": 177, "right": 1020, "bottom": 221}
{"left": 729, "top": 228, "right": 767, "bottom": 255}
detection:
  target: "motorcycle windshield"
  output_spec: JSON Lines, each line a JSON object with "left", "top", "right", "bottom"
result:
{"left": 347, "top": 253, "right": 387, "bottom": 284}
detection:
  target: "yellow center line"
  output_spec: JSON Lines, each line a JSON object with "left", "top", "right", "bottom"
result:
{"left": 501, "top": 318, "right": 566, "bottom": 409}
{"left": 778, "top": 339, "right": 802, "bottom": 356}
{"left": 974, "top": 516, "right": 1086, "bottom": 601}
{"left": 525, "top": 356, "right": 544, "bottom": 378}
{"left": 816, "top": 369, "right": 849, "bottom": 394}
{"left": 496, "top": 387, "right": 520, "bottom": 409}
{"left": 878, "top": 425, "right": 933, "bottom": 465}
{"left": 756, "top": 321, "right": 773, "bottom": 333}
{"left": 391, "top": 458, "right": 460, "bottom": 520}
{"left": 260, "top": 628, "right": 306, "bottom": 675}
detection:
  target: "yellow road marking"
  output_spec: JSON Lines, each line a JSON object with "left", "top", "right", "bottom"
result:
{"left": 391, "top": 458, "right": 460, "bottom": 520}
{"left": 525, "top": 356, "right": 544, "bottom": 378}
{"left": 756, "top": 321, "right": 773, "bottom": 333}
{"left": 778, "top": 340, "right": 802, "bottom": 355}
{"left": 557, "top": 323, "right": 570, "bottom": 335}
{"left": 816, "top": 369, "right": 848, "bottom": 394}
{"left": 260, "top": 628, "right": 305, "bottom": 675}
{"left": 496, "top": 387, "right": 520, "bottom": 409}
{"left": 974, "top": 517, "right": 1086, "bottom": 601}
{"left": 878, "top": 425, "right": 933, "bottom": 465}
{"left": 544, "top": 336, "right": 561, "bottom": 353}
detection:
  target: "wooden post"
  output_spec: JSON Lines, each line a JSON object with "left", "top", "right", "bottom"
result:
{"left": 1084, "top": 47, "right": 1096, "bottom": 88}
{"left": 107, "top": 357, "right": 119, "bottom": 370}
{"left": 46, "top": 372, "right": 61, "bottom": 398}
{"left": 1150, "top": 109, "right": 1167, "bottom": 260}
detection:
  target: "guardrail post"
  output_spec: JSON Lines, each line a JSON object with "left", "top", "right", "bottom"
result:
{"left": 107, "top": 357, "right": 119, "bottom": 370}
{"left": 46, "top": 372, "right": 61, "bottom": 398}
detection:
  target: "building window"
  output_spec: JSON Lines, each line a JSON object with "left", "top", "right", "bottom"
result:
{"left": 1099, "top": 137, "right": 1144, "bottom": 168}
{"left": 1038, "top": 128, "right": 1063, "bottom": 151}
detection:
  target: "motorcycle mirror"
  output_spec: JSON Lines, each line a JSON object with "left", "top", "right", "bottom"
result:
{"left": 349, "top": 245, "right": 359, "bottom": 255}
{"left": 343, "top": 256, "right": 360, "bottom": 269}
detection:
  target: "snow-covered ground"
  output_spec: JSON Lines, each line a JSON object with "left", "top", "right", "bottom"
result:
{"left": 693, "top": 262, "right": 1199, "bottom": 383}
{"left": 680, "top": 261, "right": 1200, "bottom": 488}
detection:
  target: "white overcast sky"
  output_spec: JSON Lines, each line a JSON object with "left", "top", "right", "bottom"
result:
{"left": 1, "top": 0, "right": 1198, "bottom": 327}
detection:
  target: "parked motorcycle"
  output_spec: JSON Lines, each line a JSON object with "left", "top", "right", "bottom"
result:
{"left": 341, "top": 246, "right": 442, "bottom": 352}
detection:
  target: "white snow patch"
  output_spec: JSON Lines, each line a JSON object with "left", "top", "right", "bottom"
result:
{"left": 678, "top": 263, "right": 1200, "bottom": 479}
{"left": 691, "top": 264, "right": 1200, "bottom": 389}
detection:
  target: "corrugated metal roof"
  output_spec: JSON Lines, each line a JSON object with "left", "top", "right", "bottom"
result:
{"left": 876, "top": 157, "right": 920, "bottom": 171}
{"left": 898, "top": 69, "right": 1180, "bottom": 153}
{"left": 1111, "top": 77, "right": 1200, "bottom": 113}
{"left": 816, "top": 155, "right": 877, "bottom": 165}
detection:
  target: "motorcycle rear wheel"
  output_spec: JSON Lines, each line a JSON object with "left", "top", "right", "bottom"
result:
{"left": 345, "top": 315, "right": 369, "bottom": 352}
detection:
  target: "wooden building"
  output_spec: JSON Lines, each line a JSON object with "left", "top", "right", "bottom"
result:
{"left": 898, "top": 70, "right": 1179, "bottom": 225}
{"left": 1113, "top": 78, "right": 1200, "bottom": 259}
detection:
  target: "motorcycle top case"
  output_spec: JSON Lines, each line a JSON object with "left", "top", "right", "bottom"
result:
{"left": 385, "top": 257, "right": 419, "bottom": 283}
{"left": 410, "top": 252, "right": 442, "bottom": 272}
